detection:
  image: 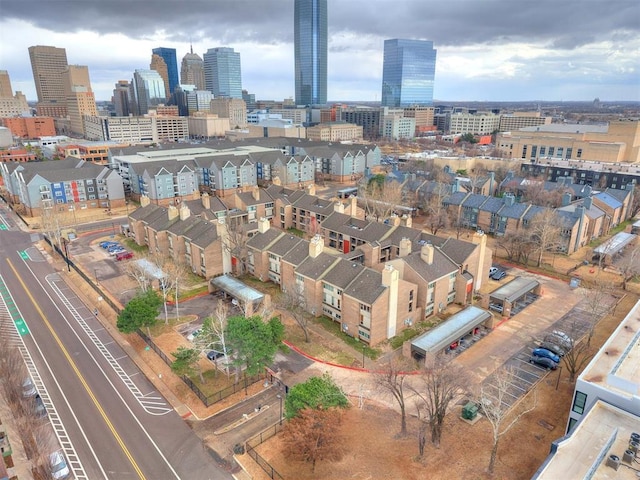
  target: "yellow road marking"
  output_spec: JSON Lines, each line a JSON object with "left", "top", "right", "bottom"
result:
{"left": 8, "top": 259, "right": 146, "bottom": 479}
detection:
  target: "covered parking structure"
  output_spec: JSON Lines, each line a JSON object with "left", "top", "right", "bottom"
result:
{"left": 209, "top": 275, "right": 266, "bottom": 317}
{"left": 410, "top": 306, "right": 492, "bottom": 361}
{"left": 489, "top": 276, "right": 541, "bottom": 317}
{"left": 592, "top": 232, "right": 636, "bottom": 265}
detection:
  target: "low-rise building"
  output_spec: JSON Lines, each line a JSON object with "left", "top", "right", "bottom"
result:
{"left": 1, "top": 116, "right": 56, "bottom": 138}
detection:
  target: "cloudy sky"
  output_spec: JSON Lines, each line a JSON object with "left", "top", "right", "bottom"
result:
{"left": 2, "top": 0, "right": 639, "bottom": 103}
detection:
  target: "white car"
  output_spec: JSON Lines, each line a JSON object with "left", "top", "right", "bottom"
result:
{"left": 489, "top": 267, "right": 498, "bottom": 277}
{"left": 187, "top": 329, "right": 201, "bottom": 342}
{"left": 22, "top": 377, "right": 37, "bottom": 397}
{"left": 49, "top": 451, "right": 70, "bottom": 479}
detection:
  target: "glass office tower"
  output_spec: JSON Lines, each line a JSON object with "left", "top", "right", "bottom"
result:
{"left": 294, "top": 0, "right": 327, "bottom": 106}
{"left": 203, "top": 47, "right": 242, "bottom": 99}
{"left": 132, "top": 69, "right": 166, "bottom": 115}
{"left": 152, "top": 47, "right": 179, "bottom": 95}
{"left": 381, "top": 39, "right": 437, "bottom": 107}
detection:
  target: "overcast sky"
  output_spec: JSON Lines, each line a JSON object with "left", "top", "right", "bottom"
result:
{"left": 2, "top": 0, "right": 639, "bottom": 103}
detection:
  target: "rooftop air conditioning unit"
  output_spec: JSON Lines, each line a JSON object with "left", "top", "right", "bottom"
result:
{"left": 606, "top": 455, "right": 620, "bottom": 471}
{"left": 622, "top": 450, "right": 635, "bottom": 464}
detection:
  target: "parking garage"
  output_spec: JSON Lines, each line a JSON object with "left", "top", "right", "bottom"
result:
{"left": 488, "top": 277, "right": 541, "bottom": 317}
{"left": 410, "top": 306, "right": 492, "bottom": 360}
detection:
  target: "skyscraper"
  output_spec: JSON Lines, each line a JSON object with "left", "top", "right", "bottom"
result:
{"left": 28, "top": 45, "right": 69, "bottom": 117}
{"left": 63, "top": 65, "right": 97, "bottom": 137}
{"left": 381, "top": 39, "right": 437, "bottom": 107}
{"left": 294, "top": 0, "right": 327, "bottom": 106}
{"left": 0, "top": 71, "right": 13, "bottom": 98}
{"left": 203, "top": 47, "right": 242, "bottom": 99}
{"left": 181, "top": 45, "right": 206, "bottom": 90}
{"left": 152, "top": 47, "right": 179, "bottom": 94}
{"left": 150, "top": 54, "right": 170, "bottom": 99}
{"left": 113, "top": 80, "right": 133, "bottom": 117}
{"left": 132, "top": 69, "right": 166, "bottom": 115}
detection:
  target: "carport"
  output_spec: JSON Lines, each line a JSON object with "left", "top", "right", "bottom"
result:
{"left": 489, "top": 277, "right": 541, "bottom": 317}
{"left": 592, "top": 232, "right": 636, "bottom": 265}
{"left": 209, "top": 274, "right": 265, "bottom": 316}
{"left": 410, "top": 306, "right": 492, "bottom": 361}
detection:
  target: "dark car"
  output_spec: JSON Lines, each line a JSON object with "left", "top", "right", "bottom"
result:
{"left": 532, "top": 347, "right": 560, "bottom": 364}
{"left": 539, "top": 341, "right": 566, "bottom": 357}
{"left": 33, "top": 394, "right": 47, "bottom": 418}
{"left": 544, "top": 333, "right": 572, "bottom": 351}
{"left": 206, "top": 350, "right": 224, "bottom": 361}
{"left": 490, "top": 270, "right": 506, "bottom": 280}
{"left": 529, "top": 356, "right": 558, "bottom": 370}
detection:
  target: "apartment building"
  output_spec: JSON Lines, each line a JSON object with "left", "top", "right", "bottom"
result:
{"left": 210, "top": 97, "right": 247, "bottom": 129}
{"left": 448, "top": 112, "right": 501, "bottom": 136}
{"left": 0, "top": 157, "right": 125, "bottom": 215}
{"left": 381, "top": 114, "right": 416, "bottom": 140}
{"left": 497, "top": 120, "right": 640, "bottom": 163}
{"left": 252, "top": 151, "right": 315, "bottom": 188}
{"left": 83, "top": 115, "right": 188, "bottom": 144}
{"left": 498, "top": 111, "right": 551, "bottom": 131}
{"left": 306, "top": 122, "right": 363, "bottom": 142}
{"left": 188, "top": 113, "right": 230, "bottom": 139}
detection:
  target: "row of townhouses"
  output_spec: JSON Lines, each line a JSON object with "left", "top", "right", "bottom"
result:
{"left": 128, "top": 188, "right": 491, "bottom": 346}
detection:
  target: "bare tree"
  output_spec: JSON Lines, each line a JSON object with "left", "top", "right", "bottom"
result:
{"left": 151, "top": 253, "right": 189, "bottom": 325}
{"left": 282, "top": 407, "right": 344, "bottom": 473}
{"left": 279, "top": 282, "right": 310, "bottom": 342}
{"left": 125, "top": 256, "right": 152, "bottom": 292}
{"left": 562, "top": 339, "right": 595, "bottom": 383}
{"left": 614, "top": 241, "right": 640, "bottom": 291}
{"left": 220, "top": 215, "right": 251, "bottom": 275}
{"left": 529, "top": 209, "right": 562, "bottom": 267}
{"left": 374, "top": 358, "right": 416, "bottom": 437}
{"left": 478, "top": 367, "right": 537, "bottom": 474}
{"left": 422, "top": 184, "right": 450, "bottom": 235}
{"left": 197, "top": 301, "right": 232, "bottom": 377}
{"left": 497, "top": 230, "right": 535, "bottom": 265}
{"left": 410, "top": 354, "right": 469, "bottom": 449}
{"left": 359, "top": 177, "right": 404, "bottom": 222}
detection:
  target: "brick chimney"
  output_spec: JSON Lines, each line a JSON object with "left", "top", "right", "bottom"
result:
{"left": 179, "top": 203, "right": 191, "bottom": 221}
{"left": 252, "top": 185, "right": 260, "bottom": 201}
{"left": 201, "top": 192, "right": 211, "bottom": 209}
{"left": 309, "top": 234, "right": 323, "bottom": 258}
{"left": 349, "top": 195, "right": 358, "bottom": 217}
{"left": 168, "top": 205, "right": 179, "bottom": 220}
{"left": 382, "top": 264, "right": 399, "bottom": 338}
{"left": 390, "top": 214, "right": 400, "bottom": 226}
{"left": 258, "top": 217, "right": 270, "bottom": 234}
{"left": 140, "top": 195, "right": 151, "bottom": 207}
{"left": 420, "top": 243, "right": 434, "bottom": 265}
{"left": 400, "top": 214, "right": 412, "bottom": 228}
{"left": 307, "top": 184, "right": 316, "bottom": 196}
{"left": 399, "top": 237, "right": 412, "bottom": 257}
{"left": 334, "top": 202, "right": 345, "bottom": 214}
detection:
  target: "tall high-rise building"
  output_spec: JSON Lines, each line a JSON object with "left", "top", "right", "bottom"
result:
{"left": 28, "top": 45, "right": 69, "bottom": 117}
{"left": 203, "top": 47, "right": 242, "bottom": 99}
{"left": 180, "top": 45, "right": 206, "bottom": 90}
{"left": 113, "top": 80, "right": 133, "bottom": 117}
{"left": 294, "top": 0, "right": 327, "bottom": 106}
{"left": 132, "top": 69, "right": 166, "bottom": 115}
{"left": 63, "top": 65, "right": 97, "bottom": 137}
{"left": 381, "top": 39, "right": 437, "bottom": 107}
{"left": 151, "top": 47, "right": 179, "bottom": 95}
{"left": 0, "top": 71, "right": 13, "bottom": 98}
{"left": 150, "top": 54, "right": 170, "bottom": 99}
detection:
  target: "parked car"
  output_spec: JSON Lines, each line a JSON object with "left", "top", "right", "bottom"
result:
{"left": 489, "top": 303, "right": 504, "bottom": 313}
{"left": 206, "top": 350, "right": 224, "bottom": 361}
{"left": 115, "top": 251, "right": 133, "bottom": 261}
{"left": 539, "top": 341, "right": 566, "bottom": 357}
{"left": 545, "top": 333, "right": 572, "bottom": 350}
{"left": 529, "top": 356, "right": 558, "bottom": 370}
{"left": 490, "top": 270, "right": 506, "bottom": 280}
{"left": 49, "top": 451, "right": 70, "bottom": 479}
{"left": 22, "top": 377, "right": 37, "bottom": 397}
{"left": 109, "top": 247, "right": 127, "bottom": 256}
{"left": 532, "top": 347, "right": 560, "bottom": 364}
{"left": 187, "top": 329, "right": 201, "bottom": 342}
{"left": 100, "top": 241, "right": 119, "bottom": 249}
{"left": 33, "top": 394, "right": 47, "bottom": 418}
{"left": 489, "top": 266, "right": 499, "bottom": 277}
{"left": 552, "top": 330, "right": 572, "bottom": 344}
{"left": 106, "top": 243, "right": 123, "bottom": 252}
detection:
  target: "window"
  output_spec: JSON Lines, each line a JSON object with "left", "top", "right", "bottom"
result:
{"left": 531, "top": 145, "right": 537, "bottom": 158}
{"left": 548, "top": 147, "right": 555, "bottom": 156}
{"left": 576, "top": 148, "right": 582, "bottom": 158}
{"left": 556, "top": 147, "right": 563, "bottom": 157}
{"left": 539, "top": 146, "right": 546, "bottom": 156}
{"left": 572, "top": 391, "right": 587, "bottom": 414}
{"left": 521, "top": 145, "right": 527, "bottom": 159}
{"left": 567, "top": 417, "right": 578, "bottom": 433}
{"left": 566, "top": 148, "right": 572, "bottom": 159}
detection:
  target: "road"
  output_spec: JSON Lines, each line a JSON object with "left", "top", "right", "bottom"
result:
{"left": 0, "top": 203, "right": 232, "bottom": 479}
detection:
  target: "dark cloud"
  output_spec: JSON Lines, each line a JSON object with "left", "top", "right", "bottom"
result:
{"left": 3, "top": 0, "right": 639, "bottom": 48}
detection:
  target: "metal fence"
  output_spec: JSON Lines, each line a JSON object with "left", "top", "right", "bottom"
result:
{"left": 245, "top": 422, "right": 285, "bottom": 480}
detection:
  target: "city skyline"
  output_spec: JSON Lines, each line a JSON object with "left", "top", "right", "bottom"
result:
{"left": 1, "top": 0, "right": 639, "bottom": 103}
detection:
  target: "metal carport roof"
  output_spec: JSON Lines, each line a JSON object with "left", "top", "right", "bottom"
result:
{"left": 593, "top": 232, "right": 636, "bottom": 256}
{"left": 490, "top": 277, "right": 540, "bottom": 304}
{"left": 411, "top": 306, "right": 491, "bottom": 356}
{"left": 209, "top": 275, "right": 264, "bottom": 306}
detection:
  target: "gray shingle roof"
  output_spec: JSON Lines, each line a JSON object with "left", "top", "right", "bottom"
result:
{"left": 268, "top": 234, "right": 304, "bottom": 257}
{"left": 247, "top": 229, "right": 283, "bottom": 251}
{"left": 282, "top": 240, "right": 311, "bottom": 267}
{"left": 295, "top": 252, "right": 339, "bottom": 281}
{"left": 403, "top": 248, "right": 458, "bottom": 283}
{"left": 321, "top": 259, "right": 366, "bottom": 289}
{"left": 343, "top": 269, "right": 386, "bottom": 305}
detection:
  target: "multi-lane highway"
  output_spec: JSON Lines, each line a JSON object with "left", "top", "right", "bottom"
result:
{"left": 0, "top": 204, "right": 232, "bottom": 479}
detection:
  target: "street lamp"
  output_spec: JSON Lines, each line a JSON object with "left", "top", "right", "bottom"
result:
{"left": 276, "top": 394, "right": 283, "bottom": 426}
